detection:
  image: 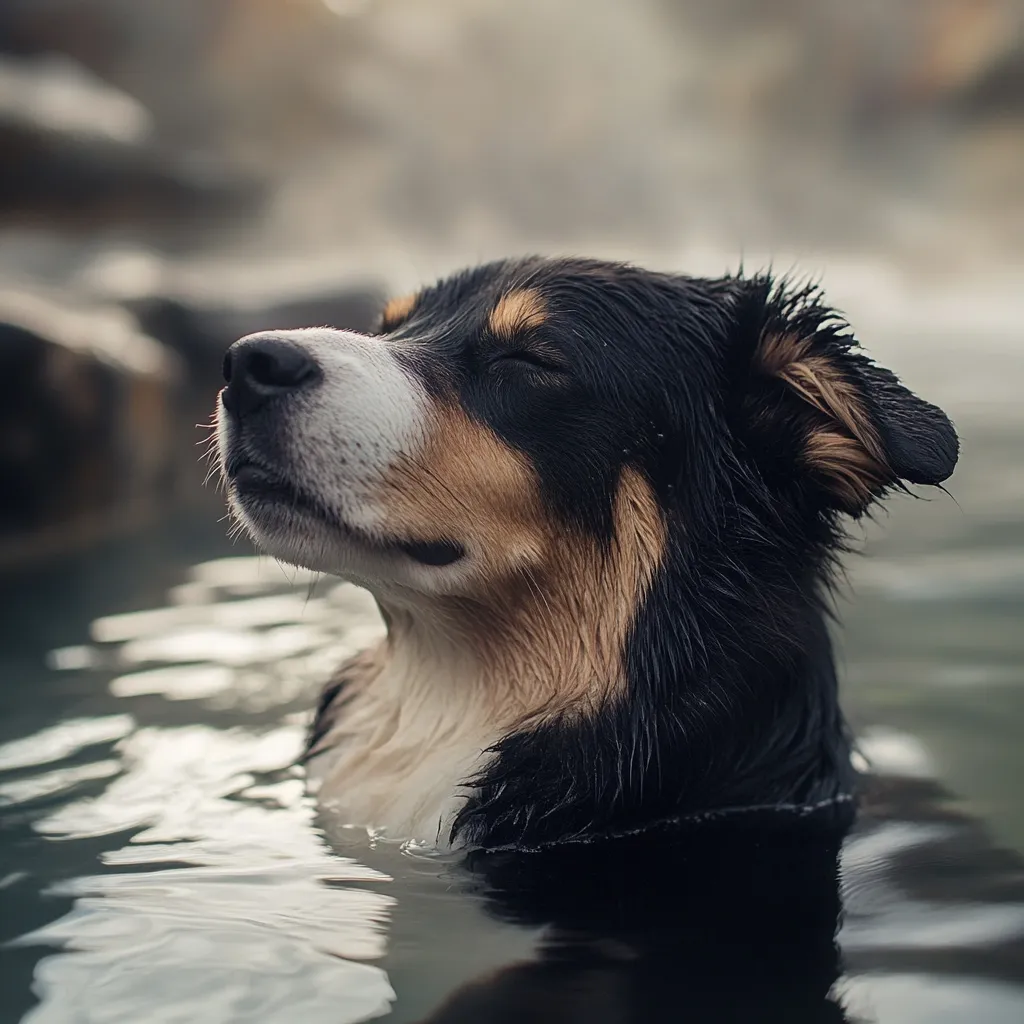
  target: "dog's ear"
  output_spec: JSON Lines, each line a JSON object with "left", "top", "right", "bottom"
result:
{"left": 728, "top": 277, "right": 958, "bottom": 515}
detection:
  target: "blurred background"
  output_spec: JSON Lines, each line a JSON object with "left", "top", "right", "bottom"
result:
{"left": 0, "top": 3, "right": 1023, "bottom": 1023}
{"left": 0, "top": 0, "right": 1022, "bottom": 562}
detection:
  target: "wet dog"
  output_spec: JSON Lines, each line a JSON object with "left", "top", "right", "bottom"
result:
{"left": 215, "top": 257, "right": 957, "bottom": 849}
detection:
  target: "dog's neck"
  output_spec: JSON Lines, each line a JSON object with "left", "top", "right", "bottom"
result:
{"left": 305, "top": 608, "right": 492, "bottom": 843}
{"left": 307, "top": 473, "right": 667, "bottom": 843}
{"left": 306, "top": 594, "right": 618, "bottom": 844}
{"left": 378, "top": 591, "right": 620, "bottom": 725}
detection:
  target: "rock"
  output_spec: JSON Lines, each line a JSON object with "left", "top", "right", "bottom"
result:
{"left": 78, "top": 252, "right": 386, "bottom": 385}
{"left": 0, "top": 246, "right": 386, "bottom": 567}
{"left": 0, "top": 290, "right": 182, "bottom": 567}
{"left": 955, "top": 39, "right": 1024, "bottom": 118}
{"left": 129, "top": 285, "right": 387, "bottom": 382}
{"left": 0, "top": 0, "right": 356, "bottom": 170}
{"left": 0, "top": 55, "right": 257, "bottom": 229}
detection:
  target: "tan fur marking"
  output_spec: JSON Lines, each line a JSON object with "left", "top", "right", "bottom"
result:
{"left": 514, "top": 465, "right": 665, "bottom": 716}
{"left": 380, "top": 293, "right": 418, "bottom": 331}
{"left": 803, "top": 431, "right": 889, "bottom": 511}
{"left": 456, "top": 463, "right": 665, "bottom": 725}
{"left": 378, "top": 405, "right": 667, "bottom": 718}
{"left": 758, "top": 332, "right": 891, "bottom": 508}
{"left": 382, "top": 404, "right": 548, "bottom": 577}
{"left": 487, "top": 288, "right": 547, "bottom": 339}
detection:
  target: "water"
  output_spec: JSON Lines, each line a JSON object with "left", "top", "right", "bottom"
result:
{"left": 1, "top": 279, "right": 1022, "bottom": 1022}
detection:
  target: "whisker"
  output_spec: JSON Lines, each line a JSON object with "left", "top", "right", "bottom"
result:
{"left": 304, "top": 572, "right": 323, "bottom": 609}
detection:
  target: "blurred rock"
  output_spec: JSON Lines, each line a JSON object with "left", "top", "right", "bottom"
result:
{"left": 128, "top": 284, "right": 386, "bottom": 386}
{"left": 956, "top": 37, "right": 1024, "bottom": 117}
{"left": 0, "top": 55, "right": 257, "bottom": 229}
{"left": 654, "top": 0, "right": 1024, "bottom": 122}
{"left": 0, "top": 0, "right": 354, "bottom": 166}
{"left": 77, "top": 251, "right": 386, "bottom": 385}
{"left": 0, "top": 53, "right": 150, "bottom": 143}
{"left": 0, "top": 242, "right": 385, "bottom": 567}
{"left": 0, "top": 291, "right": 182, "bottom": 567}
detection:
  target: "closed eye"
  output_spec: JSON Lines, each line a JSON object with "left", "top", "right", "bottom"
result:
{"left": 493, "top": 350, "right": 568, "bottom": 373}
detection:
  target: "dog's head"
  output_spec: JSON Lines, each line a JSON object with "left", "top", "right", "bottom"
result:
{"left": 216, "top": 257, "right": 957, "bottom": 842}
{"left": 218, "top": 256, "right": 955, "bottom": 594}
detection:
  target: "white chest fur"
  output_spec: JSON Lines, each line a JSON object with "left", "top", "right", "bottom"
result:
{"left": 305, "top": 640, "right": 500, "bottom": 845}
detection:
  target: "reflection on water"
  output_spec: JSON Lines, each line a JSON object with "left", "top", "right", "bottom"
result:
{"left": 2, "top": 558, "right": 396, "bottom": 1023}
{"left": 0, "top": 542, "right": 1021, "bottom": 1022}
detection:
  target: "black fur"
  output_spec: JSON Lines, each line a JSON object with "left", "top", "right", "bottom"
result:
{"left": 326, "top": 257, "right": 958, "bottom": 850}
{"left": 445, "top": 818, "right": 847, "bottom": 1022}
{"left": 306, "top": 676, "right": 345, "bottom": 755}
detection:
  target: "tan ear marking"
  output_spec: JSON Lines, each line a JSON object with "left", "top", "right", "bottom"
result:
{"left": 758, "top": 331, "right": 891, "bottom": 507}
{"left": 487, "top": 288, "right": 547, "bottom": 339}
{"left": 381, "top": 293, "right": 419, "bottom": 331}
{"left": 802, "top": 430, "right": 888, "bottom": 511}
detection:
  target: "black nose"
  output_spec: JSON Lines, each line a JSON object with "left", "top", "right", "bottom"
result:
{"left": 222, "top": 335, "right": 321, "bottom": 417}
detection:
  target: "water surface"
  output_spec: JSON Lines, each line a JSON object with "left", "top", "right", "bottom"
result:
{"left": 1, "top": 293, "right": 1022, "bottom": 1022}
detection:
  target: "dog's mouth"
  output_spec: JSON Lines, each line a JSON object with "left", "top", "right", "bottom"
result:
{"left": 226, "top": 458, "right": 465, "bottom": 567}
{"left": 229, "top": 460, "right": 322, "bottom": 516}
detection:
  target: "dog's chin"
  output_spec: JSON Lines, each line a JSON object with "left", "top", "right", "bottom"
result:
{"left": 230, "top": 488, "right": 378, "bottom": 578}
{"left": 225, "top": 465, "right": 466, "bottom": 588}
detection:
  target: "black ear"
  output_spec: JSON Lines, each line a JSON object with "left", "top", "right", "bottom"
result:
{"left": 730, "top": 277, "right": 959, "bottom": 515}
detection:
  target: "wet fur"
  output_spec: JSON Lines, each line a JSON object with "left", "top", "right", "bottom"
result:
{"left": 249, "top": 257, "right": 957, "bottom": 850}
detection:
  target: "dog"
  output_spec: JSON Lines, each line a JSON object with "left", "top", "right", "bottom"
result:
{"left": 215, "top": 256, "right": 958, "bottom": 850}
